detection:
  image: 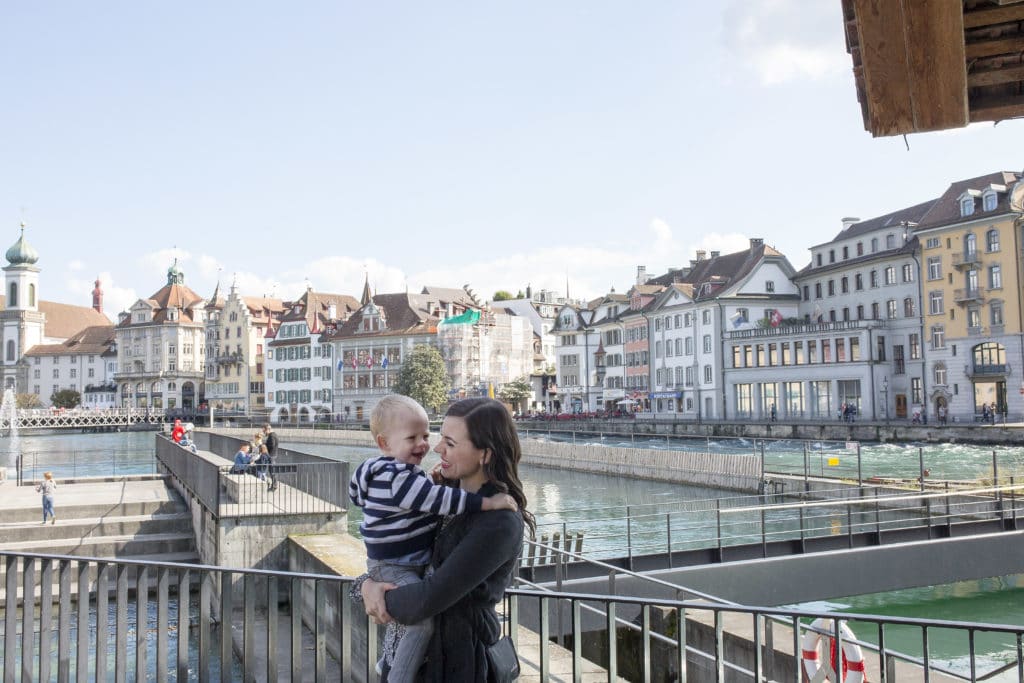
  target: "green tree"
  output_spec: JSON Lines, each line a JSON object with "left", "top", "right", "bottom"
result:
{"left": 492, "top": 290, "right": 514, "bottom": 301}
{"left": 393, "top": 345, "right": 450, "bottom": 414}
{"left": 50, "top": 389, "right": 82, "bottom": 409}
{"left": 498, "top": 376, "right": 533, "bottom": 413}
{"left": 16, "top": 393, "right": 42, "bottom": 409}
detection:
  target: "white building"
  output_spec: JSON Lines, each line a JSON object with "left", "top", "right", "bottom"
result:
{"left": 437, "top": 308, "right": 534, "bottom": 398}
{"left": 265, "top": 288, "right": 360, "bottom": 423}
{"left": 115, "top": 261, "right": 207, "bottom": 414}
{"left": 25, "top": 326, "right": 117, "bottom": 407}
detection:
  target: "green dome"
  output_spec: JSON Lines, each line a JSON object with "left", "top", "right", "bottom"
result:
{"left": 6, "top": 225, "right": 39, "bottom": 266}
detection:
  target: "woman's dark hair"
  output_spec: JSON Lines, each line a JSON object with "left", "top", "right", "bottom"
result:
{"left": 445, "top": 398, "right": 536, "bottom": 536}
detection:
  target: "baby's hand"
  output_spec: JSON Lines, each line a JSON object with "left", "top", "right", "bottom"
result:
{"left": 429, "top": 463, "right": 445, "bottom": 485}
{"left": 482, "top": 493, "right": 518, "bottom": 512}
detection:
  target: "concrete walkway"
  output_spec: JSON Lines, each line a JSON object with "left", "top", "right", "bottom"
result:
{"left": 0, "top": 475, "right": 180, "bottom": 526}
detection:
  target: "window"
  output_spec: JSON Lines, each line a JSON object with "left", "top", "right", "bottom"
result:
{"left": 886, "top": 300, "right": 897, "bottom": 319}
{"left": 33, "top": 369, "right": 39, "bottom": 379}
{"left": 931, "top": 325, "right": 945, "bottom": 349}
{"left": 925, "top": 237, "right": 940, "bottom": 249}
{"left": 28, "top": 284, "right": 35, "bottom": 307}
{"left": 884, "top": 266, "right": 896, "bottom": 285}
{"left": 807, "top": 340, "right": 817, "bottom": 364}
{"left": 702, "top": 310, "right": 711, "bottom": 324}
{"left": 870, "top": 270, "right": 879, "bottom": 288}
{"left": 991, "top": 302, "right": 1004, "bottom": 326}
{"left": 934, "top": 363, "right": 947, "bottom": 386}
{"left": 927, "top": 257, "right": 941, "bottom": 280}
{"left": 960, "top": 196, "right": 974, "bottom": 217}
{"left": 849, "top": 338, "right": 860, "bottom": 361}
{"left": 856, "top": 305, "right": 864, "bottom": 320}
{"left": 842, "top": 307, "right": 850, "bottom": 322}
{"left": 836, "top": 339, "right": 846, "bottom": 362}
{"left": 70, "top": 369, "right": 76, "bottom": 378}
{"left": 929, "top": 291, "right": 944, "bottom": 315}
{"left": 684, "top": 337, "right": 693, "bottom": 355}
{"left": 840, "top": 277, "right": 849, "bottom": 293}
{"left": 703, "top": 335, "right": 711, "bottom": 353}
{"left": 967, "top": 307, "right": 981, "bottom": 330}
{"left": 989, "top": 265, "right": 1002, "bottom": 289}
{"left": 986, "top": 229, "right": 1000, "bottom": 252}
{"left": 766, "top": 281, "right": 775, "bottom": 293}
{"left": 983, "top": 192, "right": 997, "bottom": 211}
{"left": 871, "top": 302, "right": 880, "bottom": 319}
{"left": 886, "top": 234, "right": 896, "bottom": 249}
{"left": 911, "top": 377, "right": 922, "bottom": 404}
{"left": 903, "top": 297, "right": 916, "bottom": 317}
{"left": 829, "top": 249, "right": 835, "bottom": 263}
{"left": 870, "top": 238, "right": 878, "bottom": 252}
{"left": 854, "top": 274, "right": 863, "bottom": 290}
{"left": 842, "top": 246, "right": 849, "bottom": 260}
{"left": 857, "top": 242, "right": 864, "bottom": 256}
{"left": 902, "top": 264, "right": 913, "bottom": 282}
{"left": 802, "top": 285, "right": 809, "bottom": 301}
{"left": 893, "top": 345, "right": 905, "bottom": 374}
{"left": 816, "top": 254, "right": 822, "bottom": 266}
{"left": 909, "top": 333, "right": 920, "bottom": 360}
{"left": 5, "top": 341, "right": 13, "bottom": 362}
{"left": 965, "top": 233, "right": 977, "bottom": 257}
{"left": 703, "top": 365, "right": 712, "bottom": 384}
{"left": 52, "top": 369, "right": 59, "bottom": 378}
{"left": 828, "top": 280, "right": 835, "bottom": 296}
{"left": 815, "top": 283, "right": 822, "bottom": 298}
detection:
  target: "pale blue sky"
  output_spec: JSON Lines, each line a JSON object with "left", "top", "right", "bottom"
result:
{"left": 2, "top": 2, "right": 1021, "bottom": 318}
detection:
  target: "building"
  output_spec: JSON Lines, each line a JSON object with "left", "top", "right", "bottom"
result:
{"left": 621, "top": 270, "right": 664, "bottom": 412}
{"left": 115, "top": 261, "right": 207, "bottom": 414}
{"left": 489, "top": 287, "right": 566, "bottom": 412}
{"left": 24, "top": 325, "right": 117, "bottom": 407}
{"left": 588, "top": 292, "right": 628, "bottom": 412}
{"left": 0, "top": 225, "right": 113, "bottom": 404}
{"left": 437, "top": 308, "right": 533, "bottom": 400}
{"left": 325, "top": 287, "right": 478, "bottom": 420}
{"left": 643, "top": 241, "right": 799, "bottom": 420}
{"left": 264, "top": 288, "right": 360, "bottom": 423}
{"left": 204, "top": 281, "right": 286, "bottom": 418}
{"left": 913, "top": 171, "right": 1024, "bottom": 422}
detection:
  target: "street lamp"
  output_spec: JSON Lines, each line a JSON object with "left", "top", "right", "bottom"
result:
{"left": 881, "top": 376, "right": 889, "bottom": 422}
{"left": 579, "top": 309, "right": 596, "bottom": 414}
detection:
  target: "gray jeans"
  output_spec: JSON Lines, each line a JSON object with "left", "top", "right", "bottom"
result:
{"left": 367, "top": 559, "right": 433, "bottom": 683}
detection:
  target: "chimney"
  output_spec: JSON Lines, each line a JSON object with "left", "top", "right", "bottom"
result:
{"left": 636, "top": 265, "right": 649, "bottom": 285}
{"left": 841, "top": 217, "right": 860, "bottom": 231}
{"left": 92, "top": 278, "right": 103, "bottom": 315}
{"left": 695, "top": 250, "right": 707, "bottom": 261}
{"left": 749, "top": 238, "right": 764, "bottom": 250}
{"left": 710, "top": 250, "right": 720, "bottom": 259}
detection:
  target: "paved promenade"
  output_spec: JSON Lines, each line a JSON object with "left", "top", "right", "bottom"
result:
{"left": 0, "top": 474, "right": 177, "bottom": 525}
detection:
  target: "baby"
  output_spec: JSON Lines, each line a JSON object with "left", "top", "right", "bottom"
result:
{"left": 349, "top": 394, "right": 515, "bottom": 682}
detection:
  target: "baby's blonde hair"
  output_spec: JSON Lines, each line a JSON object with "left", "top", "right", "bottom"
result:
{"left": 370, "top": 395, "right": 428, "bottom": 437}
{"left": 44, "top": 471, "right": 53, "bottom": 480}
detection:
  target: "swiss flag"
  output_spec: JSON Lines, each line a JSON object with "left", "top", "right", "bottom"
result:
{"left": 769, "top": 309, "right": 783, "bottom": 328}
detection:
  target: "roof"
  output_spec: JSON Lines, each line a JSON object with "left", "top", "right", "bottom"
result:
{"left": 843, "top": 0, "right": 1024, "bottom": 136}
{"left": 915, "top": 171, "right": 1023, "bottom": 229}
{"left": 25, "top": 324, "right": 116, "bottom": 357}
{"left": 323, "top": 292, "right": 440, "bottom": 340}
{"left": 278, "top": 290, "right": 361, "bottom": 332}
{"left": 0, "top": 296, "right": 111, "bottom": 339}
{"left": 644, "top": 240, "right": 789, "bottom": 301}
{"left": 827, "top": 200, "right": 938, "bottom": 243}
{"left": 420, "top": 286, "right": 479, "bottom": 309}
{"left": 121, "top": 282, "right": 206, "bottom": 326}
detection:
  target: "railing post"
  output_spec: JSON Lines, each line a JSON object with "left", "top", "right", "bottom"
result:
{"left": 626, "top": 505, "right": 634, "bottom": 571}
{"left": 919, "top": 447, "right": 925, "bottom": 492}
{"left": 803, "top": 442, "right": 809, "bottom": 493}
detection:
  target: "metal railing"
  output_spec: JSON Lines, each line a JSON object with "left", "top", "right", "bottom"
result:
{"left": 3, "top": 549, "right": 1022, "bottom": 682}
{"left": 15, "top": 449, "right": 158, "bottom": 485}
{"left": 527, "top": 482, "right": 1024, "bottom": 565}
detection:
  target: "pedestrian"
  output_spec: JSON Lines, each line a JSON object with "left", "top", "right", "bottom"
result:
{"left": 262, "top": 423, "right": 279, "bottom": 491}
{"left": 770, "top": 403, "right": 777, "bottom": 422}
{"left": 982, "top": 404, "right": 990, "bottom": 424}
{"left": 36, "top": 471, "right": 57, "bottom": 525}
{"left": 231, "top": 443, "right": 253, "bottom": 474}
{"left": 937, "top": 405, "right": 946, "bottom": 426}
{"left": 990, "top": 402, "right": 998, "bottom": 425}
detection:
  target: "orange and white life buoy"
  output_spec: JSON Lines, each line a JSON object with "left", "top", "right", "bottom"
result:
{"left": 801, "top": 618, "right": 866, "bottom": 682}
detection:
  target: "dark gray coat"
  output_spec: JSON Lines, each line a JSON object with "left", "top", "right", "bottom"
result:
{"left": 384, "top": 482, "right": 523, "bottom": 682}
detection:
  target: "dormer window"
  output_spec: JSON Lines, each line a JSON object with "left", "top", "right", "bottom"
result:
{"left": 766, "top": 281, "right": 775, "bottom": 293}
{"left": 960, "top": 196, "right": 975, "bottom": 216}
{"left": 983, "top": 192, "right": 997, "bottom": 212}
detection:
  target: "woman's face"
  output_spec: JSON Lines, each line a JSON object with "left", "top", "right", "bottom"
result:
{"left": 434, "top": 415, "right": 489, "bottom": 492}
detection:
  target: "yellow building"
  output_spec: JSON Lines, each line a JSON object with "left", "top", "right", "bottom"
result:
{"left": 914, "top": 171, "right": 1024, "bottom": 422}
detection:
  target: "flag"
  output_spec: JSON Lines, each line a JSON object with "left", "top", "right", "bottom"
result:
{"left": 729, "top": 310, "right": 747, "bottom": 329}
{"left": 769, "top": 309, "right": 783, "bottom": 328}
{"left": 381, "top": 356, "right": 389, "bottom": 369}
{"left": 351, "top": 356, "right": 357, "bottom": 369}
{"left": 366, "top": 354, "right": 373, "bottom": 368}
{"left": 336, "top": 359, "right": 343, "bottom": 371}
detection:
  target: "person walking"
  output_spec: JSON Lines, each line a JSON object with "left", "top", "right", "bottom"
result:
{"left": 36, "top": 471, "right": 57, "bottom": 524}
{"left": 262, "top": 423, "right": 279, "bottom": 491}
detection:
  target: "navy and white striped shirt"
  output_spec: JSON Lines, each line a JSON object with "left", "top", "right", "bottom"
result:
{"left": 349, "top": 456, "right": 484, "bottom": 561}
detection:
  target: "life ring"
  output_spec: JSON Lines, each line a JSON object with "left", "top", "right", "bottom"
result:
{"left": 801, "top": 618, "right": 866, "bottom": 682}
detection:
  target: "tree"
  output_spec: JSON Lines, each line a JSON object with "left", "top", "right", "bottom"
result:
{"left": 50, "top": 389, "right": 82, "bottom": 409}
{"left": 393, "top": 345, "right": 450, "bottom": 414}
{"left": 16, "top": 393, "right": 41, "bottom": 409}
{"left": 498, "top": 376, "right": 533, "bottom": 413}
{"left": 492, "top": 290, "right": 515, "bottom": 301}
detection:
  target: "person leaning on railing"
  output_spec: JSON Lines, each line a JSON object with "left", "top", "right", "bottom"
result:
{"left": 230, "top": 443, "right": 253, "bottom": 475}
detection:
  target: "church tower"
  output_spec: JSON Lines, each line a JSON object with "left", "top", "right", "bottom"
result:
{"left": 1, "top": 223, "right": 45, "bottom": 391}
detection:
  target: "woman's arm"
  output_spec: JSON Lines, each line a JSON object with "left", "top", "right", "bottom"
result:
{"left": 384, "top": 511, "right": 523, "bottom": 625}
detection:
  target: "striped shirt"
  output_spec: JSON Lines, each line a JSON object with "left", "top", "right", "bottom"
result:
{"left": 349, "top": 456, "right": 484, "bottom": 561}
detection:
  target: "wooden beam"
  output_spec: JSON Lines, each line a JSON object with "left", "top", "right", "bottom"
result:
{"left": 903, "top": 0, "right": 969, "bottom": 132}
{"left": 852, "top": 0, "right": 915, "bottom": 136}
{"left": 964, "top": 4, "right": 1024, "bottom": 29}
{"left": 965, "top": 36, "right": 1024, "bottom": 60}
{"left": 969, "top": 94, "right": 1024, "bottom": 122}
{"left": 968, "top": 63, "right": 1024, "bottom": 88}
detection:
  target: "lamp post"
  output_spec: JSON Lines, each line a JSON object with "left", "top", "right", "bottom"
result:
{"left": 579, "top": 309, "right": 596, "bottom": 414}
{"left": 902, "top": 221, "right": 927, "bottom": 421}
{"left": 881, "top": 376, "right": 889, "bottom": 423}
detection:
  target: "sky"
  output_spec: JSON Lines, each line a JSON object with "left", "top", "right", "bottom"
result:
{"left": 2, "top": 1, "right": 1021, "bottom": 320}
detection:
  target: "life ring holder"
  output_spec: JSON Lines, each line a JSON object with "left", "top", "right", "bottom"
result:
{"left": 801, "top": 618, "right": 867, "bottom": 682}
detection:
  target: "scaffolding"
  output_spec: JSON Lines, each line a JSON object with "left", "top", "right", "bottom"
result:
{"left": 438, "top": 310, "right": 533, "bottom": 398}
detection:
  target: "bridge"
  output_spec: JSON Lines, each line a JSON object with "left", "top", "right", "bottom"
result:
{"left": 0, "top": 408, "right": 164, "bottom": 432}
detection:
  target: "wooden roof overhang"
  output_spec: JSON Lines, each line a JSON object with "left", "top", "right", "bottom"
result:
{"left": 843, "top": 0, "right": 1024, "bottom": 136}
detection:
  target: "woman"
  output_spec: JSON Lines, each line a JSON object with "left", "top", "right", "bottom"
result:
{"left": 360, "top": 397, "right": 535, "bottom": 681}
{"left": 36, "top": 471, "right": 57, "bottom": 524}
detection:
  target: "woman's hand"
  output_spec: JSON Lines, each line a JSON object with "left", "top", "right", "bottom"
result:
{"left": 361, "top": 578, "right": 398, "bottom": 624}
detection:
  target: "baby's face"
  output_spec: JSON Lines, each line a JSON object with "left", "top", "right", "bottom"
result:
{"left": 380, "top": 408, "right": 431, "bottom": 467}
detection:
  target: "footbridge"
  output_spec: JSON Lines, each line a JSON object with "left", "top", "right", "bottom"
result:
{"left": 0, "top": 407, "right": 164, "bottom": 432}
